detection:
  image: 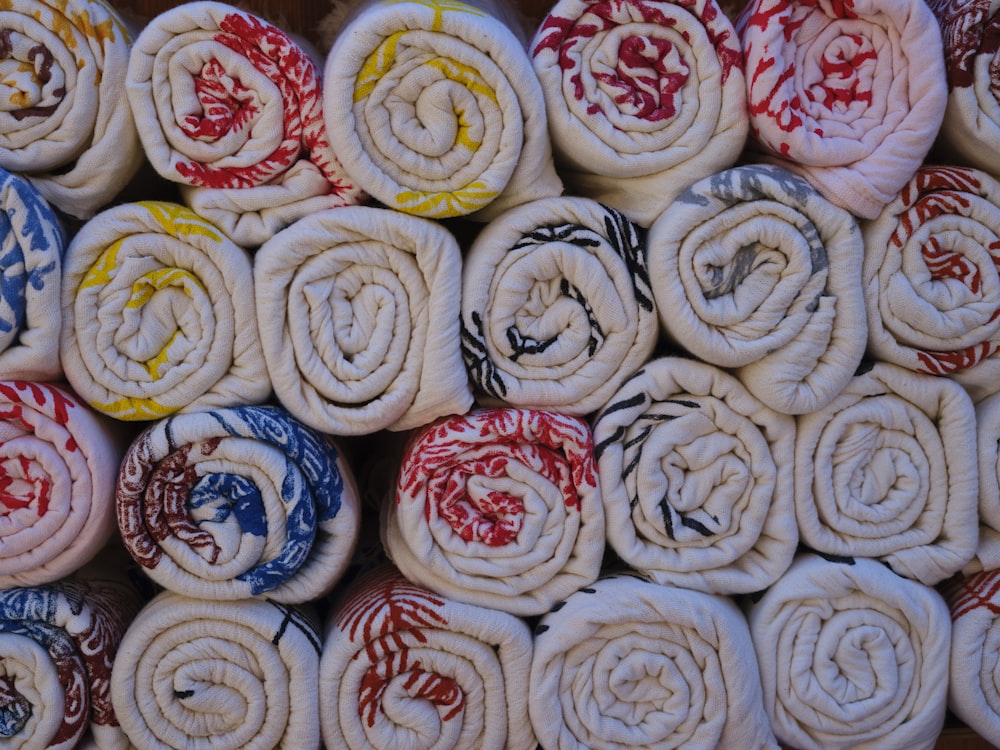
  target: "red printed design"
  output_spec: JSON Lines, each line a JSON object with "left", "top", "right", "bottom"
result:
{"left": 945, "top": 569, "right": 1000, "bottom": 620}
{"left": 927, "top": 0, "right": 1000, "bottom": 90}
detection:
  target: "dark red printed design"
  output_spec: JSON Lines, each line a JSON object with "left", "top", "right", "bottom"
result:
{"left": 926, "top": 0, "right": 1000, "bottom": 90}
{"left": 944, "top": 568, "right": 1000, "bottom": 620}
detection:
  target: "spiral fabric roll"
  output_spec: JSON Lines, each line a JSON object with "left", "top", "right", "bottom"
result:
{"left": 648, "top": 164, "right": 866, "bottom": 415}
{"left": 976, "top": 392, "right": 1000, "bottom": 567}
{"left": 0, "top": 0, "right": 142, "bottom": 219}
{"left": 461, "top": 197, "right": 657, "bottom": 415}
{"left": 0, "top": 169, "right": 64, "bottom": 381}
{"left": 111, "top": 591, "right": 321, "bottom": 750}
{"left": 593, "top": 356, "right": 797, "bottom": 595}
{"left": 322, "top": 0, "right": 562, "bottom": 220}
{"left": 255, "top": 205, "right": 472, "bottom": 436}
{"left": 530, "top": 574, "right": 779, "bottom": 750}
{"left": 0, "top": 381, "right": 126, "bottom": 588}
{"left": 319, "top": 566, "right": 535, "bottom": 750}
{"left": 748, "top": 553, "right": 951, "bottom": 750}
{"left": 863, "top": 165, "right": 1000, "bottom": 403}
{"left": 736, "top": 0, "right": 947, "bottom": 219}
{"left": 116, "top": 404, "right": 360, "bottom": 603}
{"left": 383, "top": 407, "right": 604, "bottom": 616}
{"left": 794, "top": 361, "right": 979, "bottom": 585}
{"left": 60, "top": 201, "right": 268, "bottom": 421}
{"left": 530, "top": 0, "right": 747, "bottom": 227}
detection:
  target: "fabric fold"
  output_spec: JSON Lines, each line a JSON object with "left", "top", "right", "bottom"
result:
{"left": 0, "top": 0, "right": 142, "bottom": 219}
{"left": 530, "top": 574, "right": 779, "bottom": 750}
{"left": 794, "top": 361, "right": 979, "bottom": 585}
{"left": 322, "top": 0, "right": 563, "bottom": 220}
{"left": 975, "top": 391, "right": 1000, "bottom": 570}
{"left": 60, "top": 201, "right": 269, "bottom": 421}
{"left": 382, "top": 407, "right": 604, "bottom": 616}
{"left": 748, "top": 553, "right": 951, "bottom": 750}
{"left": 592, "top": 355, "right": 797, "bottom": 594}
{"left": 319, "top": 565, "right": 536, "bottom": 750}
{"left": 116, "top": 404, "right": 360, "bottom": 603}
{"left": 736, "top": 0, "right": 947, "bottom": 220}
{"left": 255, "top": 205, "right": 472, "bottom": 436}
{"left": 111, "top": 591, "right": 321, "bottom": 750}
{"left": 461, "top": 196, "right": 657, "bottom": 415}
{"left": 530, "top": 0, "right": 747, "bottom": 227}
{"left": 648, "top": 164, "right": 867, "bottom": 415}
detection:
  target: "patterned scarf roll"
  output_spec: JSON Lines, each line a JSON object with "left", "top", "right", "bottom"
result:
{"left": 736, "top": 0, "right": 947, "bottom": 219}
{"left": 319, "top": 566, "right": 536, "bottom": 750}
{"left": 60, "top": 201, "right": 268, "bottom": 421}
{"left": 531, "top": 0, "right": 747, "bottom": 227}
{"left": 383, "top": 407, "right": 604, "bottom": 616}
{"left": 0, "top": 0, "right": 142, "bottom": 219}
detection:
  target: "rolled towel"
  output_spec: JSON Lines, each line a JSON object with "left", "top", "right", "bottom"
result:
{"left": 530, "top": 574, "right": 778, "bottom": 750}
{"left": 736, "top": 0, "right": 947, "bottom": 219}
{"left": 975, "top": 391, "right": 1000, "bottom": 572}
{"left": 60, "top": 201, "right": 269, "bottom": 421}
{"left": 322, "top": 0, "right": 562, "bottom": 219}
{"left": 748, "top": 553, "right": 951, "bottom": 750}
{"left": 794, "top": 361, "right": 979, "bottom": 585}
{"left": 593, "top": 355, "right": 797, "bottom": 595}
{"left": 862, "top": 165, "right": 1000, "bottom": 403}
{"left": 530, "top": 0, "right": 747, "bottom": 227}
{"left": 0, "top": 168, "right": 64, "bottom": 381}
{"left": 0, "top": 0, "right": 142, "bottom": 219}
{"left": 319, "top": 565, "right": 535, "bottom": 750}
{"left": 0, "top": 381, "right": 126, "bottom": 588}
{"left": 255, "top": 205, "right": 473, "bottom": 436}
{"left": 111, "top": 590, "right": 321, "bottom": 750}
{"left": 383, "top": 407, "right": 604, "bottom": 616}
{"left": 460, "top": 196, "right": 657, "bottom": 415}
{"left": 116, "top": 404, "right": 360, "bottom": 603}
{"left": 648, "top": 164, "right": 867, "bottom": 415}
{"left": 126, "top": 1, "right": 361, "bottom": 244}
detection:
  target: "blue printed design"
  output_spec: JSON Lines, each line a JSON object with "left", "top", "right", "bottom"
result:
{"left": 190, "top": 473, "right": 267, "bottom": 538}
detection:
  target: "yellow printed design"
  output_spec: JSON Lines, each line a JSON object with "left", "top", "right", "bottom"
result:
{"left": 396, "top": 181, "right": 499, "bottom": 218}
{"left": 126, "top": 268, "right": 206, "bottom": 380}
{"left": 138, "top": 201, "right": 223, "bottom": 243}
{"left": 380, "top": 0, "right": 486, "bottom": 29}
{"left": 91, "top": 396, "right": 176, "bottom": 422}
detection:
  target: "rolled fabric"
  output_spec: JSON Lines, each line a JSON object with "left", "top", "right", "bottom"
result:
{"left": 322, "top": 0, "right": 563, "bottom": 220}
{"left": 530, "top": 574, "right": 778, "bottom": 750}
{"left": 530, "top": 0, "right": 747, "bottom": 227}
{"left": 862, "top": 165, "right": 1000, "bottom": 403}
{"left": 116, "top": 404, "right": 360, "bottom": 603}
{"left": 255, "top": 205, "right": 473, "bottom": 436}
{"left": 795, "top": 361, "right": 979, "bottom": 585}
{"left": 111, "top": 590, "right": 321, "bottom": 750}
{"left": 648, "top": 164, "right": 867, "bottom": 415}
{"left": 460, "top": 196, "right": 657, "bottom": 415}
{"left": 976, "top": 392, "right": 1000, "bottom": 569}
{"left": 0, "top": 381, "right": 126, "bottom": 588}
{"left": 748, "top": 553, "right": 951, "bottom": 750}
{"left": 0, "top": 168, "right": 64, "bottom": 381}
{"left": 592, "top": 356, "right": 797, "bottom": 595}
{"left": 383, "top": 407, "right": 604, "bottom": 616}
{"left": 736, "top": 0, "right": 947, "bottom": 219}
{"left": 60, "top": 201, "right": 269, "bottom": 421}
{"left": 319, "top": 565, "right": 535, "bottom": 750}
{"left": 0, "top": 0, "right": 142, "bottom": 219}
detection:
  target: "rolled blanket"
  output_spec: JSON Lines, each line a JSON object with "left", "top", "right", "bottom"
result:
{"left": 383, "top": 407, "right": 604, "bottom": 616}
{"left": 862, "top": 165, "right": 1000, "bottom": 403}
{"left": 255, "top": 205, "right": 473, "bottom": 436}
{"left": 116, "top": 404, "right": 360, "bottom": 603}
{"left": 0, "top": 0, "right": 142, "bottom": 219}
{"left": 530, "top": 0, "right": 747, "bottom": 227}
{"left": 111, "top": 591, "right": 321, "bottom": 750}
{"left": 530, "top": 574, "right": 778, "bottom": 750}
{"left": 748, "top": 553, "right": 951, "bottom": 750}
{"left": 0, "top": 381, "right": 126, "bottom": 588}
{"left": 976, "top": 392, "right": 1000, "bottom": 568}
{"left": 592, "top": 356, "right": 797, "bottom": 595}
{"left": 736, "top": 0, "right": 947, "bottom": 219}
{"left": 319, "top": 565, "right": 535, "bottom": 750}
{"left": 794, "top": 361, "right": 979, "bottom": 585}
{"left": 322, "top": 0, "right": 563, "bottom": 220}
{"left": 127, "top": 2, "right": 362, "bottom": 249}
{"left": 0, "top": 168, "right": 63, "bottom": 381}
{"left": 60, "top": 201, "right": 269, "bottom": 421}
{"left": 460, "top": 196, "right": 657, "bottom": 415}
{"left": 648, "top": 164, "right": 867, "bottom": 415}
